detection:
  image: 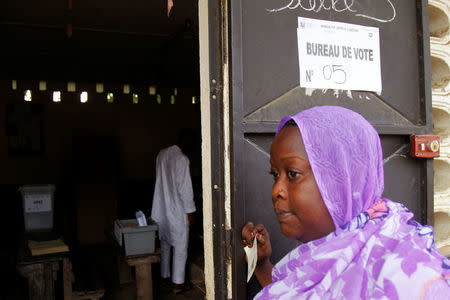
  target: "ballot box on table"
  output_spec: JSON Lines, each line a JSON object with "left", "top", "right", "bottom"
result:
{"left": 114, "top": 219, "right": 158, "bottom": 256}
{"left": 19, "top": 184, "right": 55, "bottom": 232}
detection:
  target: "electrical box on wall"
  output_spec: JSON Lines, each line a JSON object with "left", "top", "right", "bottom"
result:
{"left": 410, "top": 135, "right": 440, "bottom": 158}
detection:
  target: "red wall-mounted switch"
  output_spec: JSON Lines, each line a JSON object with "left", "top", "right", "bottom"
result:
{"left": 410, "top": 135, "right": 440, "bottom": 158}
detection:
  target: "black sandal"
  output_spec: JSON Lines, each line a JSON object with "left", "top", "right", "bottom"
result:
{"left": 173, "top": 282, "right": 192, "bottom": 294}
{"left": 161, "top": 277, "right": 171, "bottom": 288}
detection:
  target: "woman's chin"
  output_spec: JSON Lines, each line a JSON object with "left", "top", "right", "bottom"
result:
{"left": 280, "top": 225, "right": 303, "bottom": 240}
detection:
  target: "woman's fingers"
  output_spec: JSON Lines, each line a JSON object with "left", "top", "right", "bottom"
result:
{"left": 242, "top": 222, "right": 272, "bottom": 264}
{"left": 255, "top": 223, "right": 268, "bottom": 235}
{"left": 256, "top": 232, "right": 264, "bottom": 243}
{"left": 241, "top": 222, "right": 269, "bottom": 247}
{"left": 242, "top": 222, "right": 268, "bottom": 247}
{"left": 254, "top": 224, "right": 269, "bottom": 244}
{"left": 241, "top": 222, "right": 256, "bottom": 246}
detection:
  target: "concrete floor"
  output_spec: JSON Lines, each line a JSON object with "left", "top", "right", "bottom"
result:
{"left": 3, "top": 261, "right": 206, "bottom": 300}
{"left": 3, "top": 238, "right": 206, "bottom": 300}
{"left": 114, "top": 278, "right": 206, "bottom": 300}
{"left": 111, "top": 257, "right": 206, "bottom": 300}
{"left": 106, "top": 241, "right": 206, "bottom": 300}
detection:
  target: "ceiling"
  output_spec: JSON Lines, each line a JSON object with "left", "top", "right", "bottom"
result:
{"left": 0, "top": 0, "right": 199, "bottom": 85}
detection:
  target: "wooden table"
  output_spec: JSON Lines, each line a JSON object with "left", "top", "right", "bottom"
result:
{"left": 105, "top": 228, "right": 161, "bottom": 300}
{"left": 17, "top": 252, "right": 73, "bottom": 300}
{"left": 125, "top": 253, "right": 160, "bottom": 300}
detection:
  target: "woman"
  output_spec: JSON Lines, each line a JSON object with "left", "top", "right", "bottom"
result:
{"left": 242, "top": 106, "right": 450, "bottom": 299}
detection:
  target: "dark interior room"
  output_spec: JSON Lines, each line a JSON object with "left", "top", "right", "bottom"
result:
{"left": 0, "top": 1, "right": 204, "bottom": 299}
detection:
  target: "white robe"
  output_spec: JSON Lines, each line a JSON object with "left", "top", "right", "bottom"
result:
{"left": 151, "top": 145, "right": 196, "bottom": 247}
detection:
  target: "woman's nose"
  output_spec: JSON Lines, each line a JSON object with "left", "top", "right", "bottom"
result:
{"left": 272, "top": 179, "right": 287, "bottom": 203}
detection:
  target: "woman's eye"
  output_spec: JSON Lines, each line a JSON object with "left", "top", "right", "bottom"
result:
{"left": 269, "top": 171, "right": 279, "bottom": 180}
{"left": 287, "top": 170, "right": 300, "bottom": 180}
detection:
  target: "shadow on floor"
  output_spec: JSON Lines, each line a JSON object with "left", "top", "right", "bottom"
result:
{"left": 73, "top": 243, "right": 206, "bottom": 300}
{"left": 2, "top": 243, "right": 205, "bottom": 300}
{"left": 114, "top": 275, "right": 206, "bottom": 300}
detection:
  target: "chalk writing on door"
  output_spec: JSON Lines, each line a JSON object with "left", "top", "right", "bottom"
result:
{"left": 267, "top": 0, "right": 396, "bottom": 23}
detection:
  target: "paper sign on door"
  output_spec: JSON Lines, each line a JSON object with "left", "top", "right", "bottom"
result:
{"left": 297, "top": 17, "right": 382, "bottom": 93}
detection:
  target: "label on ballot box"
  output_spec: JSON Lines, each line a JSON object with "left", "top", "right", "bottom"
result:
{"left": 24, "top": 194, "right": 52, "bottom": 213}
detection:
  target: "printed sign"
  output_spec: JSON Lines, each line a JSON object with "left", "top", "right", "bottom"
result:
{"left": 297, "top": 17, "right": 382, "bottom": 93}
{"left": 24, "top": 194, "right": 52, "bottom": 213}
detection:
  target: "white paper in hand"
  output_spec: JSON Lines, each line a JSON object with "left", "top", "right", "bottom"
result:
{"left": 244, "top": 237, "right": 257, "bottom": 282}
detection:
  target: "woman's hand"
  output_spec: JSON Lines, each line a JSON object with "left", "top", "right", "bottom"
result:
{"left": 241, "top": 222, "right": 272, "bottom": 263}
{"left": 242, "top": 221, "right": 273, "bottom": 287}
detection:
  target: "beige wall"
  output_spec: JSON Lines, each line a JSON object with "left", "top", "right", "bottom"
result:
{"left": 429, "top": 0, "right": 450, "bottom": 257}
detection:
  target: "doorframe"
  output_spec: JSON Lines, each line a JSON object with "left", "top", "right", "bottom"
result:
{"left": 199, "top": 0, "right": 232, "bottom": 299}
{"left": 418, "top": 0, "right": 435, "bottom": 227}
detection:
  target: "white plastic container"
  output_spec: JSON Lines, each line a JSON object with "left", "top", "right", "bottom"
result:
{"left": 19, "top": 185, "right": 55, "bottom": 231}
{"left": 114, "top": 219, "right": 158, "bottom": 256}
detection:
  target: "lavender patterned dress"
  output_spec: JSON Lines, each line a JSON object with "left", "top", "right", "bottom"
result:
{"left": 254, "top": 106, "right": 450, "bottom": 299}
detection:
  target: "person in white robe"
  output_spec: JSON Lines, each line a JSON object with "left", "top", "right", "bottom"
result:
{"left": 151, "top": 144, "right": 196, "bottom": 293}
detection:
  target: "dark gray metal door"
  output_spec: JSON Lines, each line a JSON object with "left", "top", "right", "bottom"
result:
{"left": 229, "top": 1, "right": 432, "bottom": 299}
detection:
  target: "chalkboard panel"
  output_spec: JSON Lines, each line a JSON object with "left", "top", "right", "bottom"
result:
{"left": 242, "top": 0, "right": 422, "bottom": 124}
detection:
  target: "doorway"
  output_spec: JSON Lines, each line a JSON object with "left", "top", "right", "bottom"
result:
{"left": 0, "top": 1, "right": 206, "bottom": 299}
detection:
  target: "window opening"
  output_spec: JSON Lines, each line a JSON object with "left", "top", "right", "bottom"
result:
{"left": 67, "top": 82, "right": 76, "bottom": 92}
{"left": 156, "top": 94, "right": 162, "bottom": 104}
{"left": 107, "top": 93, "right": 114, "bottom": 103}
{"left": 132, "top": 94, "right": 139, "bottom": 104}
{"left": 80, "top": 91, "right": 88, "bottom": 103}
{"left": 96, "top": 83, "right": 104, "bottom": 93}
{"left": 53, "top": 91, "right": 61, "bottom": 102}
{"left": 24, "top": 90, "right": 32, "bottom": 102}
{"left": 39, "top": 81, "right": 47, "bottom": 91}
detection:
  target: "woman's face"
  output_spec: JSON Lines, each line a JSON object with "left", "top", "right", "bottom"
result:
{"left": 270, "top": 125, "right": 335, "bottom": 242}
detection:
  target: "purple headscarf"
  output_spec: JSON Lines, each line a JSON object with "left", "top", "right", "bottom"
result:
{"left": 254, "top": 106, "right": 450, "bottom": 299}
{"left": 276, "top": 106, "right": 384, "bottom": 228}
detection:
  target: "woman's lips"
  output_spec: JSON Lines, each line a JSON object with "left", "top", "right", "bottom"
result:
{"left": 276, "top": 211, "right": 294, "bottom": 221}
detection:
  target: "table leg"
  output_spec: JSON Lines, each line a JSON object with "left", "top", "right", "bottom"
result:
{"left": 63, "top": 258, "right": 73, "bottom": 300}
{"left": 126, "top": 254, "right": 160, "bottom": 300}
{"left": 18, "top": 262, "right": 59, "bottom": 300}
{"left": 28, "top": 264, "right": 45, "bottom": 300}
{"left": 135, "top": 263, "right": 152, "bottom": 300}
